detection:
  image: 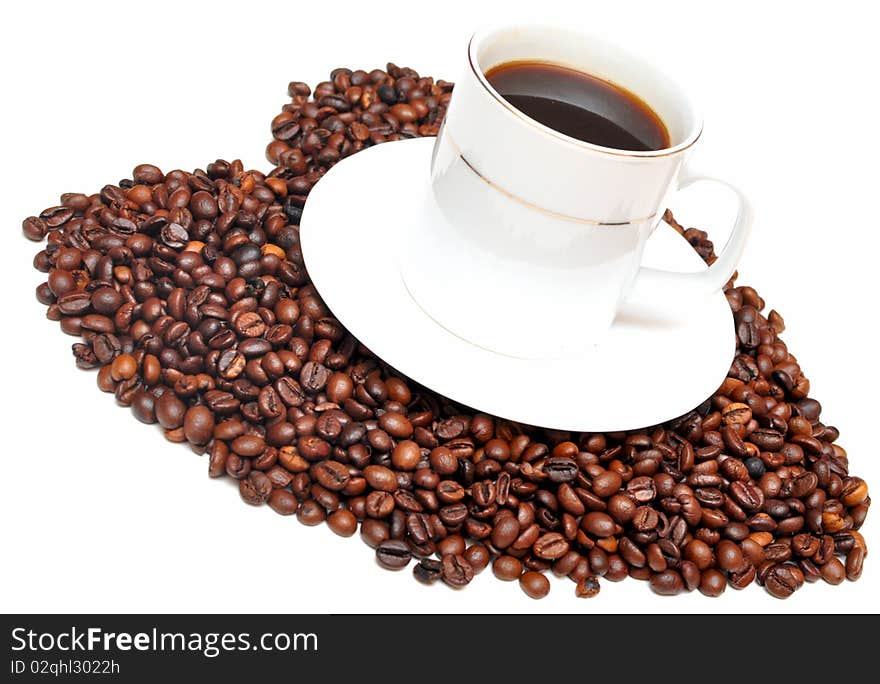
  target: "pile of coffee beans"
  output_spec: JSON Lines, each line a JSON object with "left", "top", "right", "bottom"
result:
{"left": 265, "top": 63, "right": 452, "bottom": 221}
{"left": 22, "top": 65, "right": 869, "bottom": 600}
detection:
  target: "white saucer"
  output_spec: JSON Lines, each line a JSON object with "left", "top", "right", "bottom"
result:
{"left": 300, "top": 138, "right": 735, "bottom": 431}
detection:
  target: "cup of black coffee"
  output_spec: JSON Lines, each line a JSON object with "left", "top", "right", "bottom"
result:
{"left": 400, "top": 23, "right": 751, "bottom": 359}
{"left": 484, "top": 61, "right": 670, "bottom": 152}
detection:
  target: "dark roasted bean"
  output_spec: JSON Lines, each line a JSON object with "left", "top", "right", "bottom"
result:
{"left": 649, "top": 570, "right": 684, "bottom": 596}
{"left": 327, "top": 509, "right": 358, "bottom": 537}
{"left": 519, "top": 571, "right": 551, "bottom": 599}
{"left": 441, "top": 554, "right": 474, "bottom": 587}
{"left": 313, "top": 460, "right": 351, "bottom": 491}
{"left": 491, "top": 514, "right": 520, "bottom": 549}
{"left": 581, "top": 512, "right": 616, "bottom": 537}
{"left": 575, "top": 575, "right": 601, "bottom": 598}
{"left": 239, "top": 471, "right": 272, "bottom": 505}
{"left": 268, "top": 489, "right": 299, "bottom": 516}
{"left": 699, "top": 569, "right": 727, "bottom": 597}
{"left": 765, "top": 564, "right": 801, "bottom": 599}
{"left": 413, "top": 558, "right": 444, "bottom": 584}
{"left": 728, "top": 562, "right": 757, "bottom": 590}
{"left": 492, "top": 555, "right": 523, "bottom": 581}
{"left": 533, "top": 532, "right": 569, "bottom": 560}
{"left": 846, "top": 546, "right": 865, "bottom": 581}
{"left": 376, "top": 540, "right": 412, "bottom": 570}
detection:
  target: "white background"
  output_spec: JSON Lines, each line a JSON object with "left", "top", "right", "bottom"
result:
{"left": 1, "top": 0, "right": 877, "bottom": 614}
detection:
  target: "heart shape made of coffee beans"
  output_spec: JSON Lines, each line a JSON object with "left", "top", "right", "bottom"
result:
{"left": 22, "top": 63, "right": 870, "bottom": 601}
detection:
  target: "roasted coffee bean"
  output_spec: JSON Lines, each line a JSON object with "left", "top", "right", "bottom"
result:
{"left": 465, "top": 518, "right": 493, "bottom": 539}
{"left": 632, "top": 506, "right": 660, "bottom": 532}
{"left": 750, "top": 428, "right": 784, "bottom": 451}
{"left": 155, "top": 393, "right": 187, "bottom": 430}
{"left": 301, "top": 361, "right": 330, "bottom": 393}
{"left": 364, "top": 465, "right": 398, "bottom": 492}
{"left": 392, "top": 490, "right": 422, "bottom": 513}
{"left": 821, "top": 557, "right": 846, "bottom": 585}
{"left": 764, "top": 542, "right": 792, "bottom": 564}
{"left": 239, "top": 471, "right": 273, "bottom": 506}
{"left": 365, "top": 491, "right": 395, "bottom": 519}
{"left": 618, "top": 538, "right": 646, "bottom": 568}
{"left": 472, "top": 480, "right": 496, "bottom": 506}
{"left": 792, "top": 533, "right": 821, "bottom": 557}
{"left": 813, "top": 535, "right": 836, "bottom": 565}
{"left": 413, "top": 558, "right": 444, "bottom": 584}
{"left": 376, "top": 540, "right": 412, "bottom": 570}
{"left": 742, "top": 457, "right": 765, "bottom": 479}
{"left": 575, "top": 575, "right": 601, "bottom": 598}
{"left": 799, "top": 558, "right": 823, "bottom": 583}
{"left": 728, "top": 562, "right": 757, "bottom": 590}
{"left": 231, "top": 435, "right": 265, "bottom": 457}
{"left": 218, "top": 350, "right": 246, "bottom": 379}
{"left": 439, "top": 503, "right": 468, "bottom": 527}
{"left": 699, "top": 569, "right": 727, "bottom": 597}
{"left": 544, "top": 456, "right": 577, "bottom": 483}
{"left": 492, "top": 555, "right": 524, "bottom": 581}
{"left": 533, "top": 532, "right": 569, "bottom": 560}
{"left": 511, "top": 523, "right": 540, "bottom": 550}
{"left": 391, "top": 440, "right": 421, "bottom": 471}
{"left": 783, "top": 472, "right": 819, "bottom": 499}
{"left": 224, "top": 453, "right": 251, "bottom": 480}
{"left": 428, "top": 446, "right": 457, "bottom": 475}
{"left": 846, "top": 546, "right": 865, "bottom": 581}
{"left": 463, "top": 543, "right": 491, "bottom": 573}
{"left": 183, "top": 405, "right": 215, "bottom": 446}
{"left": 777, "top": 515, "right": 804, "bottom": 536}
{"left": 649, "top": 570, "right": 684, "bottom": 596}
{"left": 722, "top": 402, "right": 752, "bottom": 426}
{"left": 40, "top": 205, "right": 75, "bottom": 228}
{"left": 646, "top": 543, "right": 667, "bottom": 572}
{"left": 582, "top": 512, "right": 616, "bottom": 537}
{"left": 360, "top": 519, "right": 390, "bottom": 549}
{"left": 519, "top": 571, "right": 551, "bottom": 599}
{"left": 591, "top": 470, "right": 623, "bottom": 498}
{"left": 405, "top": 513, "right": 433, "bottom": 545}
{"left": 437, "top": 480, "right": 465, "bottom": 503}
{"left": 603, "top": 554, "right": 628, "bottom": 582}
{"left": 841, "top": 477, "right": 869, "bottom": 507}
{"left": 607, "top": 494, "right": 637, "bottom": 523}
{"left": 327, "top": 509, "right": 358, "bottom": 537}
{"left": 268, "top": 489, "right": 299, "bottom": 516}
{"left": 57, "top": 292, "right": 91, "bottom": 317}
{"left": 685, "top": 540, "right": 715, "bottom": 570}
{"left": 627, "top": 476, "right": 656, "bottom": 503}
{"left": 729, "top": 481, "right": 764, "bottom": 512}
{"left": 764, "top": 564, "right": 801, "bottom": 599}
{"left": 491, "top": 515, "right": 520, "bottom": 549}
{"left": 23, "top": 216, "right": 49, "bottom": 241}
{"left": 442, "top": 554, "right": 474, "bottom": 587}
{"left": 376, "top": 411, "right": 411, "bottom": 439}
{"left": 437, "top": 534, "right": 465, "bottom": 557}
{"left": 313, "top": 460, "right": 351, "bottom": 491}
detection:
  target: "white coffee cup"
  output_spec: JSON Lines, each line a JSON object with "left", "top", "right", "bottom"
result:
{"left": 400, "top": 23, "right": 751, "bottom": 359}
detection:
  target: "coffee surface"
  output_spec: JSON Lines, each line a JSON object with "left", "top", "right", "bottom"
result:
{"left": 485, "top": 61, "right": 669, "bottom": 152}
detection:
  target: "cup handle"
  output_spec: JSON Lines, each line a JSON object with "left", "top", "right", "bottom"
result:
{"left": 626, "top": 166, "right": 752, "bottom": 308}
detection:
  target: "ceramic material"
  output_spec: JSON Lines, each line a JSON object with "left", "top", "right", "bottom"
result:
{"left": 301, "top": 137, "right": 735, "bottom": 431}
{"left": 400, "top": 23, "right": 751, "bottom": 359}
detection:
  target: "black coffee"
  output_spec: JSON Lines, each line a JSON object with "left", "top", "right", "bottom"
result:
{"left": 484, "top": 61, "right": 669, "bottom": 152}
